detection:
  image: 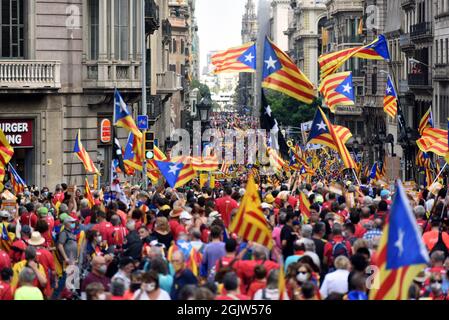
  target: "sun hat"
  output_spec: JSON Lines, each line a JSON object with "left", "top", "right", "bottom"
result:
{"left": 28, "top": 232, "right": 45, "bottom": 246}
{"left": 169, "top": 207, "right": 183, "bottom": 218}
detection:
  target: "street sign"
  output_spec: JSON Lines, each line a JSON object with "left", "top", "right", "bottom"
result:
{"left": 138, "top": 115, "right": 149, "bottom": 130}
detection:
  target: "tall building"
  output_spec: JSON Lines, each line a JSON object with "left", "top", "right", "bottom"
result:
{"left": 237, "top": 0, "right": 259, "bottom": 115}
{"left": 269, "top": 0, "right": 291, "bottom": 51}
{"left": 0, "top": 0, "right": 196, "bottom": 188}
{"left": 285, "top": 0, "right": 327, "bottom": 86}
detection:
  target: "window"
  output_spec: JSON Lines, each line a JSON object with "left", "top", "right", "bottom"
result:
{"left": 181, "top": 39, "right": 185, "bottom": 55}
{"left": 436, "top": 40, "right": 439, "bottom": 64}
{"left": 441, "top": 39, "right": 444, "bottom": 64}
{"left": 172, "top": 38, "right": 177, "bottom": 53}
{"left": 357, "top": 121, "right": 364, "bottom": 136}
{"left": 114, "top": 0, "right": 129, "bottom": 60}
{"left": 446, "top": 38, "right": 449, "bottom": 64}
{"left": 372, "top": 67, "right": 377, "bottom": 95}
{"left": 89, "top": 0, "right": 99, "bottom": 60}
{"left": 0, "top": 0, "right": 25, "bottom": 58}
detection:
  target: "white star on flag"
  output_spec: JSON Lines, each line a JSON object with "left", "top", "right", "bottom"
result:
{"left": 386, "top": 86, "right": 392, "bottom": 94}
{"left": 168, "top": 163, "right": 181, "bottom": 175}
{"left": 265, "top": 105, "right": 272, "bottom": 117}
{"left": 245, "top": 53, "right": 254, "bottom": 63}
{"left": 395, "top": 229, "right": 405, "bottom": 257}
{"left": 342, "top": 83, "right": 352, "bottom": 94}
{"left": 317, "top": 121, "right": 327, "bottom": 131}
{"left": 265, "top": 56, "right": 278, "bottom": 70}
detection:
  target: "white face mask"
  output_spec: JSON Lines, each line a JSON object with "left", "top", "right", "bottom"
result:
{"left": 96, "top": 236, "right": 102, "bottom": 243}
{"left": 143, "top": 283, "right": 156, "bottom": 292}
{"left": 296, "top": 272, "right": 309, "bottom": 283}
{"left": 97, "top": 293, "right": 107, "bottom": 300}
{"left": 431, "top": 282, "right": 442, "bottom": 292}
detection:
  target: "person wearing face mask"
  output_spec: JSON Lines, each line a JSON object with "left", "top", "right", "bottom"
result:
{"left": 170, "top": 250, "right": 198, "bottom": 300}
{"left": 57, "top": 216, "right": 79, "bottom": 268}
{"left": 424, "top": 273, "right": 448, "bottom": 300}
{"left": 81, "top": 256, "right": 111, "bottom": 293}
{"left": 133, "top": 270, "right": 171, "bottom": 300}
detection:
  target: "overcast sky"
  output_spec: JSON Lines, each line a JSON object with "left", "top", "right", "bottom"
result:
{"left": 196, "top": 0, "right": 254, "bottom": 72}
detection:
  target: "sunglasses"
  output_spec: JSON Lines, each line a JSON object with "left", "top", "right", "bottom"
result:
{"left": 431, "top": 280, "right": 443, "bottom": 283}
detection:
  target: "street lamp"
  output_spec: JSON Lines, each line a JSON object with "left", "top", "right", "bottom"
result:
{"left": 197, "top": 96, "right": 212, "bottom": 122}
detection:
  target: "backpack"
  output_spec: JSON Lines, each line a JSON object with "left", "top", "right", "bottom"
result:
{"left": 214, "top": 258, "right": 238, "bottom": 283}
{"left": 331, "top": 240, "right": 349, "bottom": 261}
{"left": 430, "top": 230, "right": 449, "bottom": 258}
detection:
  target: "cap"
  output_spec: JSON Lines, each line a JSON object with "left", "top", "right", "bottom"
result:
{"left": 21, "top": 225, "right": 32, "bottom": 235}
{"left": 37, "top": 207, "right": 48, "bottom": 217}
{"left": 0, "top": 211, "right": 10, "bottom": 218}
{"left": 265, "top": 194, "right": 275, "bottom": 204}
{"left": 64, "top": 216, "right": 77, "bottom": 223}
{"left": 169, "top": 207, "right": 183, "bottom": 218}
{"left": 380, "top": 189, "right": 391, "bottom": 198}
{"left": 160, "top": 205, "right": 171, "bottom": 212}
{"left": 28, "top": 231, "right": 46, "bottom": 246}
{"left": 315, "top": 194, "right": 324, "bottom": 204}
{"left": 261, "top": 202, "right": 273, "bottom": 210}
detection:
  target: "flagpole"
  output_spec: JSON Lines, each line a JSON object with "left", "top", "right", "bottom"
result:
{"left": 431, "top": 162, "right": 447, "bottom": 186}
{"left": 352, "top": 168, "right": 361, "bottom": 186}
{"left": 141, "top": 0, "right": 148, "bottom": 190}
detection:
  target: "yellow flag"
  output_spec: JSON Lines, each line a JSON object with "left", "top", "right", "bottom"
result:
{"left": 229, "top": 175, "right": 273, "bottom": 249}
{"left": 199, "top": 173, "right": 208, "bottom": 188}
{"left": 357, "top": 18, "right": 364, "bottom": 35}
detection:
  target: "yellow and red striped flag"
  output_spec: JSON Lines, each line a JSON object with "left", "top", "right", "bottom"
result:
{"left": 307, "top": 108, "right": 356, "bottom": 169}
{"left": 319, "top": 71, "right": 355, "bottom": 113}
{"left": 85, "top": 177, "right": 95, "bottom": 208}
{"left": 229, "top": 175, "right": 273, "bottom": 249}
{"left": 418, "top": 107, "right": 434, "bottom": 135}
{"left": 416, "top": 127, "right": 447, "bottom": 157}
{"left": 0, "top": 128, "right": 13, "bottom": 167}
{"left": 383, "top": 75, "right": 398, "bottom": 118}
{"left": 73, "top": 129, "right": 100, "bottom": 175}
{"left": 212, "top": 42, "right": 256, "bottom": 74}
{"left": 262, "top": 37, "right": 315, "bottom": 104}
{"left": 299, "top": 191, "right": 311, "bottom": 224}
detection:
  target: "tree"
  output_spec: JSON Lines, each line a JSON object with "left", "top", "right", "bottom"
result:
{"left": 191, "top": 79, "right": 212, "bottom": 99}
{"left": 264, "top": 89, "right": 321, "bottom": 127}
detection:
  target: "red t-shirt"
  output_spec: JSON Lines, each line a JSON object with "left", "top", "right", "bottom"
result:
{"left": 237, "top": 260, "right": 279, "bottom": 294}
{"left": 52, "top": 192, "right": 65, "bottom": 205}
{"left": 247, "top": 279, "right": 267, "bottom": 299}
{"left": 323, "top": 235, "right": 352, "bottom": 267}
{"left": 111, "top": 226, "right": 128, "bottom": 246}
{"left": 20, "top": 212, "right": 38, "bottom": 229}
{"left": 215, "top": 196, "right": 239, "bottom": 228}
{"left": 36, "top": 248, "right": 55, "bottom": 297}
{"left": 215, "top": 293, "right": 249, "bottom": 300}
{"left": 169, "top": 219, "right": 185, "bottom": 241}
{"left": 116, "top": 210, "right": 127, "bottom": 227}
{"left": 354, "top": 224, "right": 366, "bottom": 238}
{"left": 92, "top": 221, "right": 115, "bottom": 245}
{"left": 0, "top": 250, "right": 11, "bottom": 270}
{"left": 0, "top": 280, "right": 12, "bottom": 300}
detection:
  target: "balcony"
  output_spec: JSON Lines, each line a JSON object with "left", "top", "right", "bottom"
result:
{"left": 145, "top": 0, "right": 160, "bottom": 35}
{"left": 83, "top": 62, "right": 141, "bottom": 89}
{"left": 156, "top": 71, "right": 182, "bottom": 94}
{"left": 410, "top": 22, "right": 433, "bottom": 42}
{"left": 326, "top": 0, "right": 363, "bottom": 16}
{"left": 408, "top": 72, "right": 430, "bottom": 87}
{"left": 0, "top": 60, "right": 61, "bottom": 90}
{"left": 399, "top": 33, "right": 415, "bottom": 53}
{"left": 401, "top": 0, "right": 415, "bottom": 10}
{"left": 434, "top": 63, "right": 449, "bottom": 81}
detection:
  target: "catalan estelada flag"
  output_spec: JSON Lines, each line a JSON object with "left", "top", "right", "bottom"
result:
{"left": 383, "top": 75, "right": 398, "bottom": 118}
{"left": 0, "top": 128, "right": 14, "bottom": 166}
{"left": 319, "top": 71, "right": 355, "bottom": 113}
{"left": 73, "top": 129, "right": 100, "bottom": 175}
{"left": 124, "top": 132, "right": 143, "bottom": 172}
{"left": 369, "top": 180, "right": 429, "bottom": 300}
{"left": 262, "top": 37, "right": 315, "bottom": 104}
{"left": 211, "top": 42, "right": 257, "bottom": 74}
{"left": 0, "top": 223, "right": 11, "bottom": 252}
{"left": 154, "top": 160, "right": 195, "bottom": 189}
{"left": 319, "top": 35, "right": 390, "bottom": 79}
{"left": 307, "top": 108, "right": 356, "bottom": 169}
{"left": 8, "top": 163, "right": 26, "bottom": 195}
{"left": 229, "top": 175, "right": 273, "bottom": 249}
{"left": 416, "top": 127, "right": 448, "bottom": 157}
{"left": 114, "top": 89, "right": 143, "bottom": 140}
{"left": 418, "top": 107, "right": 434, "bottom": 135}
{"left": 85, "top": 177, "right": 95, "bottom": 208}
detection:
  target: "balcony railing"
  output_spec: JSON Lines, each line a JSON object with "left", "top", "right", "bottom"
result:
{"left": 0, "top": 60, "right": 61, "bottom": 89}
{"left": 145, "top": 0, "right": 160, "bottom": 35}
{"left": 83, "top": 62, "right": 141, "bottom": 89}
{"left": 408, "top": 72, "right": 430, "bottom": 86}
{"left": 156, "top": 71, "right": 182, "bottom": 94}
{"left": 401, "top": 0, "right": 415, "bottom": 9}
{"left": 410, "top": 22, "right": 433, "bottom": 40}
{"left": 434, "top": 63, "right": 449, "bottom": 81}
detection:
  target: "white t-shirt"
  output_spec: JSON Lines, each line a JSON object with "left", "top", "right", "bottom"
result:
{"left": 133, "top": 288, "right": 171, "bottom": 300}
{"left": 319, "top": 269, "right": 350, "bottom": 299}
{"left": 253, "top": 288, "right": 290, "bottom": 300}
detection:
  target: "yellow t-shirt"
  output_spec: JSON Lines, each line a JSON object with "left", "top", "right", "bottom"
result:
{"left": 11, "top": 260, "right": 47, "bottom": 289}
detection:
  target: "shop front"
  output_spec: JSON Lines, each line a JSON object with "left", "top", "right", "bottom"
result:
{"left": 0, "top": 119, "right": 34, "bottom": 185}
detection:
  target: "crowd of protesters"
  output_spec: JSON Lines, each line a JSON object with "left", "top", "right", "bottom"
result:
{"left": 0, "top": 173, "right": 448, "bottom": 300}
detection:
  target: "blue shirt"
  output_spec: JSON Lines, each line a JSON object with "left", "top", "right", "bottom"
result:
{"left": 158, "top": 273, "right": 174, "bottom": 293}
{"left": 171, "top": 269, "right": 198, "bottom": 300}
{"left": 347, "top": 291, "right": 368, "bottom": 300}
{"left": 201, "top": 241, "right": 226, "bottom": 277}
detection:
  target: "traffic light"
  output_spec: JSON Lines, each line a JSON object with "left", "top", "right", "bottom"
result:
{"left": 144, "top": 131, "right": 155, "bottom": 160}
